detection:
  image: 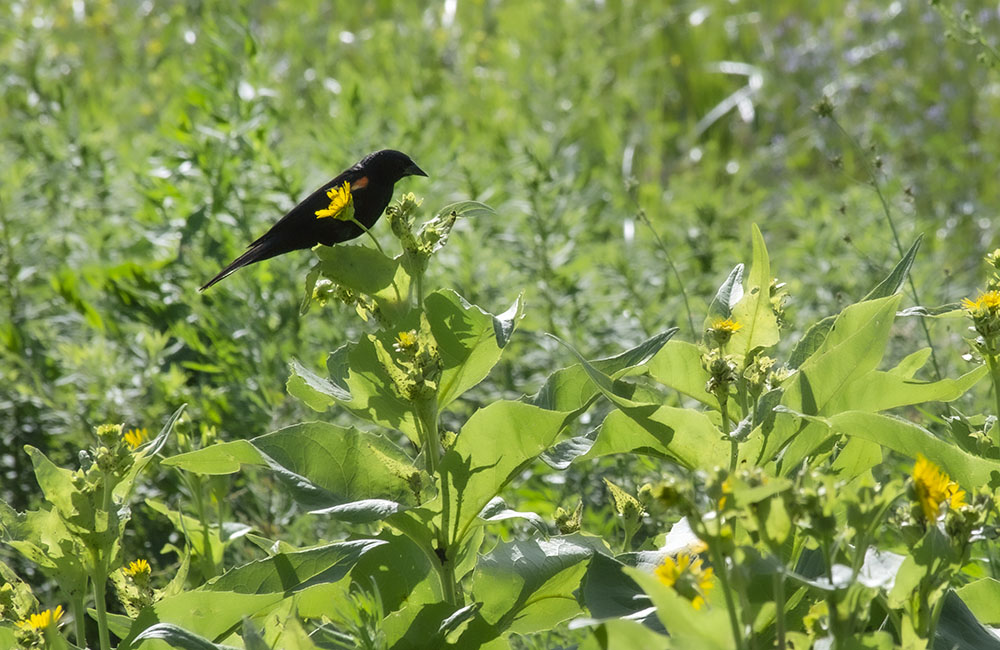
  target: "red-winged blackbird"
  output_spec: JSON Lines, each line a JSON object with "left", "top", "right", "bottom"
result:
{"left": 199, "top": 149, "right": 427, "bottom": 291}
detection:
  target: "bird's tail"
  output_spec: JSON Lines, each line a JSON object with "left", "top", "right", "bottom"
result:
{"left": 199, "top": 240, "right": 283, "bottom": 292}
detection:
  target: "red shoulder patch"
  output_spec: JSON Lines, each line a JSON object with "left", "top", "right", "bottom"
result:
{"left": 351, "top": 176, "right": 369, "bottom": 190}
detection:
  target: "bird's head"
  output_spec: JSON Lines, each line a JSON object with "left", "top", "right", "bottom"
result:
{"left": 357, "top": 149, "right": 428, "bottom": 183}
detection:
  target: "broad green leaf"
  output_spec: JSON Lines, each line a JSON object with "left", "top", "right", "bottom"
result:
{"left": 324, "top": 338, "right": 421, "bottom": 441}
{"left": 626, "top": 567, "right": 735, "bottom": 650}
{"left": 24, "top": 447, "right": 79, "bottom": 521}
{"left": 315, "top": 244, "right": 411, "bottom": 322}
{"left": 825, "top": 363, "right": 985, "bottom": 414}
{"left": 470, "top": 535, "right": 596, "bottom": 635}
{"left": 530, "top": 329, "right": 677, "bottom": 414}
{"left": 578, "top": 552, "right": 662, "bottom": 628}
{"left": 553, "top": 335, "right": 728, "bottom": 469}
{"left": 786, "top": 314, "right": 836, "bottom": 370}
{"left": 831, "top": 411, "right": 1000, "bottom": 489}
{"left": 574, "top": 618, "right": 669, "bottom": 649}
{"left": 128, "top": 542, "right": 381, "bottom": 647}
{"left": 204, "top": 539, "right": 384, "bottom": 594}
{"left": 729, "top": 224, "right": 780, "bottom": 357}
{"left": 438, "top": 401, "right": 572, "bottom": 545}
{"left": 956, "top": 578, "right": 1000, "bottom": 625}
{"left": 426, "top": 290, "right": 523, "bottom": 409}
{"left": 134, "top": 623, "right": 239, "bottom": 650}
{"left": 934, "top": 591, "right": 1000, "bottom": 650}
{"left": 347, "top": 530, "right": 436, "bottom": 613}
{"left": 645, "top": 340, "right": 713, "bottom": 408}
{"left": 584, "top": 407, "right": 728, "bottom": 470}
{"left": 540, "top": 429, "right": 599, "bottom": 470}
{"left": 286, "top": 359, "right": 349, "bottom": 411}
{"left": 383, "top": 601, "right": 471, "bottom": 650}
{"left": 761, "top": 296, "right": 901, "bottom": 467}
{"left": 126, "top": 593, "right": 280, "bottom": 648}
{"left": 163, "top": 422, "right": 417, "bottom": 514}
{"left": 161, "top": 440, "right": 263, "bottom": 475}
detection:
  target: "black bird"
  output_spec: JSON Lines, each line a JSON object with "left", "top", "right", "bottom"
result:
{"left": 200, "top": 149, "right": 427, "bottom": 291}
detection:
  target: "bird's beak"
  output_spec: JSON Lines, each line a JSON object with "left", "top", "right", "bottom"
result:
{"left": 406, "top": 163, "right": 428, "bottom": 178}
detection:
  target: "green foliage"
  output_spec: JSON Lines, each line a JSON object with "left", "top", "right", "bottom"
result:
{"left": 6, "top": 2, "right": 1000, "bottom": 649}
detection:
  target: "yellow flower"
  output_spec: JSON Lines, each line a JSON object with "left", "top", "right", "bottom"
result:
{"left": 393, "top": 330, "right": 418, "bottom": 352}
{"left": 912, "top": 455, "right": 965, "bottom": 521}
{"left": 315, "top": 181, "right": 354, "bottom": 220}
{"left": 707, "top": 318, "right": 743, "bottom": 347}
{"left": 710, "top": 318, "right": 743, "bottom": 334}
{"left": 16, "top": 605, "right": 64, "bottom": 631}
{"left": 123, "top": 427, "right": 149, "bottom": 450}
{"left": 124, "top": 559, "right": 151, "bottom": 578}
{"left": 961, "top": 290, "right": 1000, "bottom": 313}
{"left": 655, "top": 552, "right": 714, "bottom": 610}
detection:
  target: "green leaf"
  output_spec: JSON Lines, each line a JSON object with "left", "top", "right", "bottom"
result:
{"left": 583, "top": 398, "right": 728, "bottom": 470}
{"left": 552, "top": 335, "right": 728, "bottom": 469}
{"left": 831, "top": 411, "right": 1000, "bottom": 489}
{"left": 704, "top": 264, "right": 743, "bottom": 326}
{"left": 761, "top": 295, "right": 901, "bottom": 468}
{"left": 626, "top": 567, "right": 735, "bottom": 649}
{"left": 957, "top": 578, "right": 1000, "bottom": 625}
{"left": 437, "top": 200, "right": 495, "bottom": 220}
{"left": 204, "top": 539, "right": 384, "bottom": 594}
{"left": 863, "top": 235, "right": 922, "bottom": 301}
{"left": 439, "top": 401, "right": 572, "bottom": 545}
{"left": 935, "top": 591, "right": 1000, "bottom": 650}
{"left": 24, "top": 446, "right": 79, "bottom": 520}
{"left": 787, "top": 236, "right": 921, "bottom": 369}
{"left": 578, "top": 552, "right": 661, "bottom": 628}
{"left": 134, "top": 623, "right": 239, "bottom": 650}
{"left": 530, "top": 329, "right": 677, "bottom": 414}
{"left": 426, "top": 290, "right": 524, "bottom": 409}
{"left": 729, "top": 224, "right": 780, "bottom": 357}
{"left": 286, "top": 358, "right": 349, "bottom": 411}
{"left": 125, "top": 593, "right": 280, "bottom": 648}
{"left": 644, "top": 340, "right": 713, "bottom": 408}
{"left": 315, "top": 244, "right": 411, "bottom": 321}
{"left": 572, "top": 618, "right": 669, "bottom": 649}
{"left": 470, "top": 535, "right": 596, "bottom": 635}
{"left": 164, "top": 422, "right": 418, "bottom": 515}
{"left": 348, "top": 530, "right": 436, "bottom": 613}
{"left": 824, "top": 362, "right": 985, "bottom": 414}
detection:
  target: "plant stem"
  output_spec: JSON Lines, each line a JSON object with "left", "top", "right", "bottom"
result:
{"left": 71, "top": 595, "right": 86, "bottom": 647}
{"left": 987, "top": 354, "right": 1000, "bottom": 419}
{"left": 717, "top": 394, "right": 737, "bottom": 472}
{"left": 91, "top": 553, "right": 111, "bottom": 650}
{"left": 773, "top": 570, "right": 786, "bottom": 650}
{"left": 709, "top": 545, "right": 747, "bottom": 650}
{"left": 350, "top": 217, "right": 385, "bottom": 254}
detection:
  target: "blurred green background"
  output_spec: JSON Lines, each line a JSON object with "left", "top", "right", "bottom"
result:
{"left": 1, "top": 0, "right": 997, "bottom": 580}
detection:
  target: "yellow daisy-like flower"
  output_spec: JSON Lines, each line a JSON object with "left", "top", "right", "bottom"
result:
{"left": 16, "top": 605, "right": 64, "bottom": 631}
{"left": 123, "top": 427, "right": 149, "bottom": 450}
{"left": 315, "top": 181, "right": 354, "bottom": 220}
{"left": 393, "top": 330, "right": 418, "bottom": 352}
{"left": 710, "top": 318, "right": 743, "bottom": 334}
{"left": 912, "top": 455, "right": 965, "bottom": 521}
{"left": 707, "top": 318, "right": 743, "bottom": 347}
{"left": 962, "top": 290, "right": 1000, "bottom": 313}
{"left": 655, "top": 552, "right": 714, "bottom": 610}
{"left": 124, "top": 559, "right": 151, "bottom": 578}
